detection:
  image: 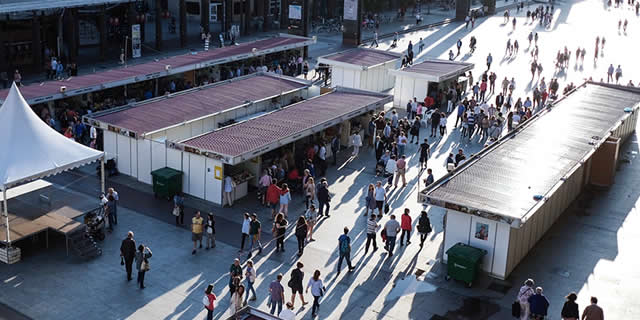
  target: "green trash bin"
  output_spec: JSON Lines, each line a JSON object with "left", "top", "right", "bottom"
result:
{"left": 445, "top": 242, "right": 487, "bottom": 287}
{"left": 150, "top": 167, "right": 183, "bottom": 200}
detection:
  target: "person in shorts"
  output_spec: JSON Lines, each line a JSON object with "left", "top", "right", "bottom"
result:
{"left": 192, "top": 211, "right": 204, "bottom": 255}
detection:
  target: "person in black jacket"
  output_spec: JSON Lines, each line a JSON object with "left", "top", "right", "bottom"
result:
{"left": 120, "top": 231, "right": 136, "bottom": 281}
{"left": 295, "top": 216, "right": 308, "bottom": 256}
{"left": 561, "top": 292, "right": 579, "bottom": 320}
{"left": 416, "top": 211, "right": 432, "bottom": 247}
{"left": 375, "top": 136, "right": 385, "bottom": 162}
{"left": 289, "top": 262, "right": 307, "bottom": 308}
{"left": 316, "top": 179, "right": 331, "bottom": 218}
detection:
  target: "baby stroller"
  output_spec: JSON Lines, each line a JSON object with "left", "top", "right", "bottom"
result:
{"left": 84, "top": 207, "right": 106, "bottom": 241}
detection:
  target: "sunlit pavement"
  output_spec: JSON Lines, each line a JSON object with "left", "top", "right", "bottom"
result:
{"left": 1, "top": 0, "right": 640, "bottom": 319}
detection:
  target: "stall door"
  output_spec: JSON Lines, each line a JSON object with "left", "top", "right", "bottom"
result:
{"left": 204, "top": 158, "right": 222, "bottom": 205}
{"left": 116, "top": 135, "right": 132, "bottom": 176}
{"left": 189, "top": 155, "right": 206, "bottom": 199}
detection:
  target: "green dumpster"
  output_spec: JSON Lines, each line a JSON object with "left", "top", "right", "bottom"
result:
{"left": 150, "top": 167, "right": 183, "bottom": 200}
{"left": 445, "top": 242, "right": 487, "bottom": 287}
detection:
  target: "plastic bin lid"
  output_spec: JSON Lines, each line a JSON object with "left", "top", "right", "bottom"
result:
{"left": 150, "top": 167, "right": 183, "bottom": 179}
{"left": 446, "top": 242, "right": 487, "bottom": 262}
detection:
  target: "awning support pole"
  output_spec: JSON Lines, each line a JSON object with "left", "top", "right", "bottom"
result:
{"left": 101, "top": 157, "right": 105, "bottom": 194}
{"left": 3, "top": 189, "right": 9, "bottom": 245}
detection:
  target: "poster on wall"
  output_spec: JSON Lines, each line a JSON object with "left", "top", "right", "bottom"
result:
{"left": 344, "top": 0, "right": 358, "bottom": 21}
{"left": 131, "top": 24, "right": 142, "bottom": 58}
{"left": 475, "top": 222, "right": 489, "bottom": 240}
{"left": 288, "top": 5, "right": 302, "bottom": 19}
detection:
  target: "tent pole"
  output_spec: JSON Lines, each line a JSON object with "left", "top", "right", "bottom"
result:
{"left": 101, "top": 157, "right": 105, "bottom": 194}
{"left": 3, "top": 189, "right": 9, "bottom": 245}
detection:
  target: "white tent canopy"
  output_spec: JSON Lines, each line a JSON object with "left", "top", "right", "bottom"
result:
{"left": 0, "top": 84, "right": 104, "bottom": 191}
{"left": 0, "top": 83, "right": 104, "bottom": 245}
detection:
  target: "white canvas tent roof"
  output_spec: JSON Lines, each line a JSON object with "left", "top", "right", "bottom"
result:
{"left": 0, "top": 84, "right": 104, "bottom": 192}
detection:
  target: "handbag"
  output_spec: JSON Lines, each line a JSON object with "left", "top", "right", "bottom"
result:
{"left": 320, "top": 286, "right": 326, "bottom": 296}
{"left": 141, "top": 258, "right": 150, "bottom": 271}
{"left": 511, "top": 301, "right": 521, "bottom": 318}
{"left": 172, "top": 206, "right": 180, "bottom": 217}
{"left": 120, "top": 256, "right": 124, "bottom": 266}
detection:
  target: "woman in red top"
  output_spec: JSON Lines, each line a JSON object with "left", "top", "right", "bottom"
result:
{"left": 203, "top": 283, "right": 216, "bottom": 320}
{"left": 400, "top": 208, "right": 412, "bottom": 246}
{"left": 64, "top": 127, "right": 74, "bottom": 140}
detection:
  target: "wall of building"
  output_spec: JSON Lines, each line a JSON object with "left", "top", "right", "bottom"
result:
{"left": 393, "top": 75, "right": 428, "bottom": 109}
{"left": 330, "top": 61, "right": 398, "bottom": 93}
{"left": 505, "top": 163, "right": 585, "bottom": 278}
{"left": 443, "top": 209, "right": 511, "bottom": 279}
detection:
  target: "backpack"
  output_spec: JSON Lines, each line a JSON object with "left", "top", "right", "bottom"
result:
{"left": 339, "top": 236, "right": 349, "bottom": 253}
{"left": 202, "top": 294, "right": 211, "bottom": 309}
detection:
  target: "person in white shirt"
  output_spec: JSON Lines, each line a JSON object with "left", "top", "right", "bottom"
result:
{"left": 351, "top": 132, "right": 362, "bottom": 156}
{"left": 385, "top": 155, "right": 397, "bottom": 186}
{"left": 279, "top": 302, "right": 296, "bottom": 320}
{"left": 224, "top": 175, "right": 235, "bottom": 207}
{"left": 89, "top": 126, "right": 98, "bottom": 148}
{"left": 306, "top": 270, "right": 325, "bottom": 318}
{"left": 240, "top": 213, "right": 250, "bottom": 252}
{"left": 374, "top": 181, "right": 387, "bottom": 216}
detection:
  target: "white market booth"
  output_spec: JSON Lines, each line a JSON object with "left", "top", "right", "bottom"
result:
{"left": 389, "top": 59, "right": 473, "bottom": 108}
{"left": 84, "top": 72, "right": 312, "bottom": 187}
{"left": 167, "top": 87, "right": 393, "bottom": 206}
{"left": 418, "top": 82, "right": 640, "bottom": 280}
{"left": 0, "top": 84, "right": 105, "bottom": 263}
{"left": 317, "top": 48, "right": 402, "bottom": 92}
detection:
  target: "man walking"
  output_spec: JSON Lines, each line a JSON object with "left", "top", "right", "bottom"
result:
{"left": 365, "top": 214, "right": 379, "bottom": 254}
{"left": 239, "top": 213, "right": 250, "bottom": 253}
{"left": 316, "top": 178, "right": 331, "bottom": 218}
{"left": 337, "top": 227, "right": 355, "bottom": 274}
{"left": 418, "top": 138, "right": 430, "bottom": 170}
{"left": 107, "top": 188, "right": 119, "bottom": 225}
{"left": 384, "top": 215, "right": 401, "bottom": 256}
{"left": 120, "top": 231, "right": 136, "bottom": 281}
{"left": 269, "top": 274, "right": 285, "bottom": 316}
{"left": 607, "top": 64, "right": 614, "bottom": 83}
{"left": 374, "top": 181, "right": 387, "bottom": 217}
{"left": 370, "top": 31, "right": 379, "bottom": 48}
{"left": 331, "top": 134, "right": 341, "bottom": 165}
{"left": 582, "top": 296, "right": 604, "bottom": 320}
{"left": 248, "top": 213, "right": 263, "bottom": 258}
{"left": 191, "top": 211, "right": 204, "bottom": 255}
{"left": 486, "top": 53, "right": 493, "bottom": 70}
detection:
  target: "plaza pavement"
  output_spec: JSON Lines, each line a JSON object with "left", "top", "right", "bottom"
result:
{"left": 2, "top": 0, "right": 640, "bottom": 319}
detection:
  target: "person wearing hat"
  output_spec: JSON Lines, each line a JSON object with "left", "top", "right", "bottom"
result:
{"left": 517, "top": 279, "right": 535, "bottom": 320}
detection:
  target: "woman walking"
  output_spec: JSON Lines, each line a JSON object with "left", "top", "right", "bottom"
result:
{"left": 295, "top": 216, "right": 308, "bottom": 256}
{"left": 289, "top": 262, "right": 308, "bottom": 307}
{"left": 135, "top": 244, "right": 152, "bottom": 289}
{"left": 305, "top": 204, "right": 318, "bottom": 241}
{"left": 274, "top": 213, "right": 288, "bottom": 252}
{"left": 279, "top": 183, "right": 291, "bottom": 219}
{"left": 306, "top": 270, "right": 325, "bottom": 318}
{"left": 205, "top": 213, "right": 216, "bottom": 249}
{"left": 365, "top": 184, "right": 377, "bottom": 216}
{"left": 409, "top": 117, "right": 421, "bottom": 144}
{"left": 561, "top": 292, "right": 579, "bottom": 320}
{"left": 304, "top": 177, "right": 316, "bottom": 209}
{"left": 416, "top": 211, "right": 432, "bottom": 248}
{"left": 517, "top": 279, "right": 536, "bottom": 320}
{"left": 203, "top": 284, "right": 217, "bottom": 320}
{"left": 229, "top": 284, "right": 245, "bottom": 314}
{"left": 244, "top": 260, "right": 257, "bottom": 303}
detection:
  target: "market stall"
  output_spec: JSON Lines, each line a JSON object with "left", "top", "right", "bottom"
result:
{"left": 389, "top": 59, "right": 474, "bottom": 108}
{"left": 167, "top": 87, "right": 392, "bottom": 205}
{"left": 418, "top": 82, "right": 640, "bottom": 280}
{"left": 84, "top": 73, "right": 312, "bottom": 186}
{"left": 317, "top": 48, "right": 402, "bottom": 92}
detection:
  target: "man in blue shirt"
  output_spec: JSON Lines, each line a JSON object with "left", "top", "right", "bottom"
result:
{"left": 337, "top": 227, "right": 355, "bottom": 274}
{"left": 455, "top": 103, "right": 466, "bottom": 127}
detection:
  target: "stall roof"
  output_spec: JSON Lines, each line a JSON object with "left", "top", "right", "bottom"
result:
{"left": 317, "top": 48, "right": 402, "bottom": 70}
{"left": 0, "top": 0, "right": 131, "bottom": 14}
{"left": 177, "top": 87, "right": 392, "bottom": 165}
{"left": 422, "top": 82, "right": 640, "bottom": 225}
{"left": 0, "top": 34, "right": 314, "bottom": 104}
{"left": 86, "top": 73, "right": 310, "bottom": 136}
{"left": 389, "top": 59, "right": 474, "bottom": 82}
